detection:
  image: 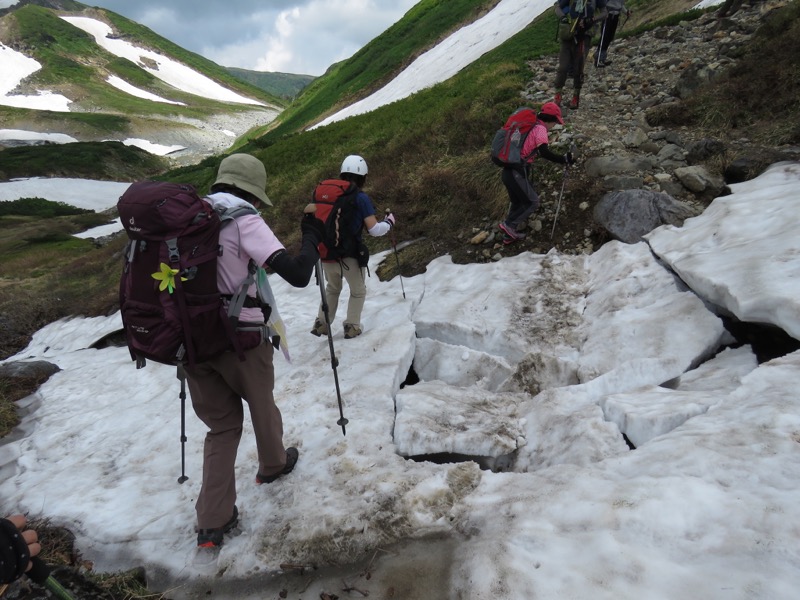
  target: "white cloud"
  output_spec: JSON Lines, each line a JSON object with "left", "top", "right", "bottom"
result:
{"left": 4, "top": 0, "right": 421, "bottom": 75}
{"left": 76, "top": 0, "right": 420, "bottom": 76}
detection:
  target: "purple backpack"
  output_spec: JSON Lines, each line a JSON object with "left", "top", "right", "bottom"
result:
{"left": 118, "top": 181, "right": 249, "bottom": 368}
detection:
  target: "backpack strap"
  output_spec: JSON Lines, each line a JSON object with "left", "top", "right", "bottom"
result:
{"left": 211, "top": 200, "right": 288, "bottom": 360}
{"left": 226, "top": 259, "right": 259, "bottom": 326}
{"left": 216, "top": 203, "right": 260, "bottom": 224}
{"left": 514, "top": 121, "right": 544, "bottom": 167}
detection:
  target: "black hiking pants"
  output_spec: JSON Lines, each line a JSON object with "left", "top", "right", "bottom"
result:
{"left": 596, "top": 12, "right": 621, "bottom": 63}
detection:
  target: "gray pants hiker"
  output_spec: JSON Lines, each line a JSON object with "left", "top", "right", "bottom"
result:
{"left": 317, "top": 257, "right": 367, "bottom": 327}
{"left": 555, "top": 35, "right": 591, "bottom": 91}
{"left": 186, "top": 342, "right": 287, "bottom": 530}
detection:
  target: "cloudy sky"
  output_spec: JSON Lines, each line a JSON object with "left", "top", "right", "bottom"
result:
{"left": 56, "top": 0, "right": 420, "bottom": 76}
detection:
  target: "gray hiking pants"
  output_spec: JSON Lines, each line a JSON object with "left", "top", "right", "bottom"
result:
{"left": 185, "top": 342, "right": 287, "bottom": 530}
{"left": 502, "top": 167, "right": 540, "bottom": 229}
{"left": 555, "top": 35, "right": 590, "bottom": 91}
{"left": 317, "top": 257, "right": 367, "bottom": 327}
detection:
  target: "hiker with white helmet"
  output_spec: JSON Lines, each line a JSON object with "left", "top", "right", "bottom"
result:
{"left": 310, "top": 154, "right": 395, "bottom": 339}
{"left": 184, "top": 153, "right": 325, "bottom": 549}
{"left": 499, "top": 102, "right": 575, "bottom": 245}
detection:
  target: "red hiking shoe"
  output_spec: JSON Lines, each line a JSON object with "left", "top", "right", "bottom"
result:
{"left": 197, "top": 505, "right": 239, "bottom": 548}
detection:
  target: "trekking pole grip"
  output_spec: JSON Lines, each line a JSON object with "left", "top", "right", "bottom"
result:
{"left": 384, "top": 208, "right": 406, "bottom": 299}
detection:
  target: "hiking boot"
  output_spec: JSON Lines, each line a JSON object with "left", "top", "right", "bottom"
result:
{"left": 553, "top": 92, "right": 562, "bottom": 107}
{"left": 502, "top": 234, "right": 517, "bottom": 246}
{"left": 499, "top": 222, "right": 524, "bottom": 240}
{"left": 256, "top": 447, "right": 299, "bottom": 484}
{"left": 310, "top": 318, "right": 329, "bottom": 337}
{"left": 569, "top": 95, "right": 580, "bottom": 110}
{"left": 343, "top": 323, "right": 362, "bottom": 339}
{"left": 197, "top": 505, "right": 239, "bottom": 548}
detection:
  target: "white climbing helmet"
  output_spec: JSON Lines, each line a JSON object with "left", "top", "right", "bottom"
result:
{"left": 340, "top": 155, "right": 368, "bottom": 176}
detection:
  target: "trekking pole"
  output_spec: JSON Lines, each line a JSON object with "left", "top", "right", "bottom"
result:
{"left": 595, "top": 18, "right": 607, "bottom": 66}
{"left": 551, "top": 165, "right": 568, "bottom": 240}
{"left": 384, "top": 208, "right": 406, "bottom": 299}
{"left": 27, "top": 557, "right": 77, "bottom": 600}
{"left": 315, "top": 260, "right": 348, "bottom": 436}
{"left": 176, "top": 365, "right": 189, "bottom": 484}
{"left": 550, "top": 143, "right": 576, "bottom": 240}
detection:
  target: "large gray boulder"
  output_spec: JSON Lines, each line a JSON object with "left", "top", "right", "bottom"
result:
{"left": 0, "top": 360, "right": 60, "bottom": 380}
{"left": 593, "top": 189, "right": 699, "bottom": 244}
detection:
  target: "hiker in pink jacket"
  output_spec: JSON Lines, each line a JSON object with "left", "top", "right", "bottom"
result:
{"left": 186, "top": 153, "right": 325, "bottom": 549}
{"left": 499, "top": 102, "right": 575, "bottom": 245}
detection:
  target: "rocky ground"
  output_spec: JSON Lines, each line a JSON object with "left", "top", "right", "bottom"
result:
{"left": 462, "top": 0, "right": 798, "bottom": 260}
{"left": 148, "top": 108, "right": 280, "bottom": 167}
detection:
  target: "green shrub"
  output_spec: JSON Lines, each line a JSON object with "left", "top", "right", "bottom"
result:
{"left": 0, "top": 197, "right": 92, "bottom": 218}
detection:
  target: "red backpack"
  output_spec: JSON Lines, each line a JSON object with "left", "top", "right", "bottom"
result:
{"left": 490, "top": 107, "right": 538, "bottom": 167}
{"left": 117, "top": 181, "right": 257, "bottom": 368}
{"left": 313, "top": 179, "right": 361, "bottom": 262}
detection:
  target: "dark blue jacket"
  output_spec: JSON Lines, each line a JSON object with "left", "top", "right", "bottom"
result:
{"left": 556, "top": 0, "right": 608, "bottom": 21}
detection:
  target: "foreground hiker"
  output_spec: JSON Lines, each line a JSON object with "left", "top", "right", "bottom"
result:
{"left": 553, "top": 0, "right": 608, "bottom": 109}
{"left": 310, "top": 155, "right": 395, "bottom": 339}
{"left": 499, "top": 102, "right": 575, "bottom": 244}
{"left": 0, "top": 514, "right": 40, "bottom": 584}
{"left": 186, "top": 153, "right": 325, "bottom": 548}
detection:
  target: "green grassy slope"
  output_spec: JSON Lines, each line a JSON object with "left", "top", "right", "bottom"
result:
{"left": 169, "top": 0, "right": 735, "bottom": 255}
{"left": 168, "top": 1, "right": 565, "bottom": 258}
{"left": 267, "top": 0, "right": 505, "bottom": 137}
{"left": 0, "top": 142, "right": 167, "bottom": 181}
{"left": 99, "top": 8, "right": 285, "bottom": 109}
{"left": 0, "top": 3, "right": 283, "bottom": 136}
{"left": 225, "top": 68, "right": 315, "bottom": 100}
{"left": 2, "top": 0, "right": 795, "bottom": 363}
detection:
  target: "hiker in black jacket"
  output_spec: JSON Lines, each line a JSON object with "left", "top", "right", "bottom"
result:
{"left": 553, "top": 0, "right": 608, "bottom": 109}
{"left": 595, "top": 0, "right": 630, "bottom": 67}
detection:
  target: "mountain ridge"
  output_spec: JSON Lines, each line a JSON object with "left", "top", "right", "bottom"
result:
{"left": 0, "top": 0, "right": 283, "bottom": 164}
{"left": 223, "top": 66, "right": 315, "bottom": 100}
